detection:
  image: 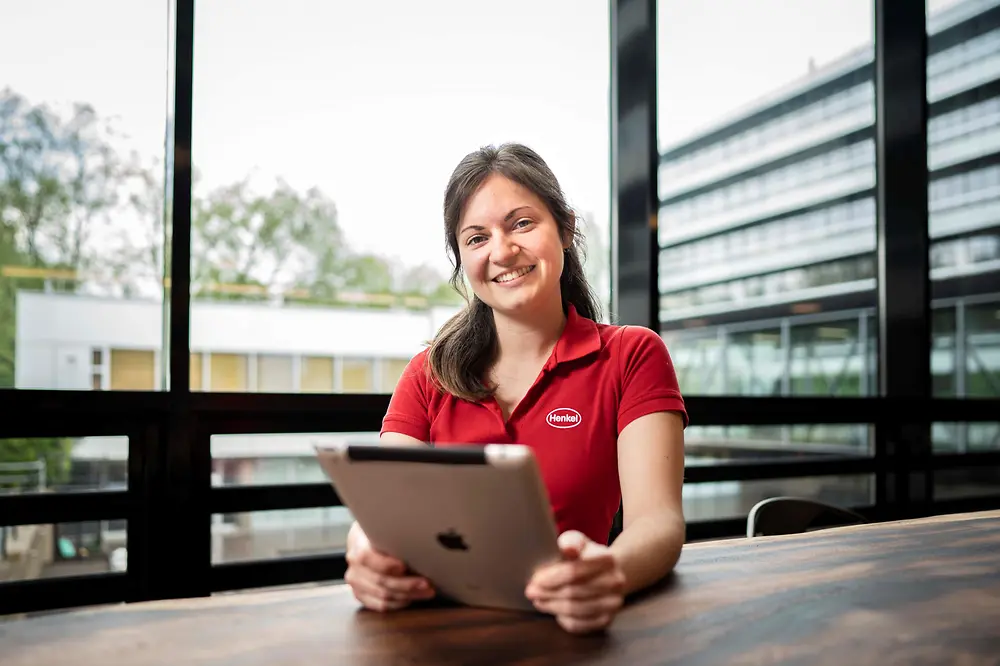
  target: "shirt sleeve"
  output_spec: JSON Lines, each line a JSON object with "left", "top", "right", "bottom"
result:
{"left": 617, "top": 326, "right": 688, "bottom": 434}
{"left": 380, "top": 350, "right": 432, "bottom": 441}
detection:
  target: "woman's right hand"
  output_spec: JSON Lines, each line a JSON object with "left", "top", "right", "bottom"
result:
{"left": 344, "top": 523, "right": 436, "bottom": 612}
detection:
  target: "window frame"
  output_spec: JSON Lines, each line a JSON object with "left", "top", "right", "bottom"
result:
{"left": 1, "top": 0, "right": 999, "bottom": 618}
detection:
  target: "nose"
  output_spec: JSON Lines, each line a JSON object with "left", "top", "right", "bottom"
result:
{"left": 489, "top": 233, "right": 519, "bottom": 265}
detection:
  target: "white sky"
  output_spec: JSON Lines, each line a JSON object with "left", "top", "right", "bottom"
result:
{"left": 2, "top": 0, "right": 957, "bottom": 285}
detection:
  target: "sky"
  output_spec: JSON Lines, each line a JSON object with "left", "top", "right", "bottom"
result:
{"left": 1, "top": 0, "right": 959, "bottom": 290}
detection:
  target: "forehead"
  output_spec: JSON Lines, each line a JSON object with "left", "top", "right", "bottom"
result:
{"left": 461, "top": 174, "right": 547, "bottom": 224}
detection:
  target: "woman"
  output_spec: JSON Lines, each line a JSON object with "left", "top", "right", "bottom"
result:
{"left": 343, "top": 143, "right": 687, "bottom": 634}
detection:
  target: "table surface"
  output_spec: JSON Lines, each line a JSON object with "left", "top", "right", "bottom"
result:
{"left": 4, "top": 510, "right": 1000, "bottom": 666}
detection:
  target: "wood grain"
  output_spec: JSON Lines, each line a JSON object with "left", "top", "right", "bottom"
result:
{"left": 3, "top": 510, "right": 999, "bottom": 666}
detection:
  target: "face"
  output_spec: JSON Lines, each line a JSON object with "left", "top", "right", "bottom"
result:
{"left": 456, "top": 174, "right": 570, "bottom": 317}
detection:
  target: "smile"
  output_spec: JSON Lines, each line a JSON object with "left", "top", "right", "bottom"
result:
{"left": 492, "top": 265, "right": 535, "bottom": 283}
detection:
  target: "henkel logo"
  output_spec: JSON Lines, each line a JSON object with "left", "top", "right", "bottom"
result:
{"left": 546, "top": 407, "right": 582, "bottom": 429}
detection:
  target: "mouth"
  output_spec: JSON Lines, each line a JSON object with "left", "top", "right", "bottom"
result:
{"left": 492, "top": 265, "right": 536, "bottom": 284}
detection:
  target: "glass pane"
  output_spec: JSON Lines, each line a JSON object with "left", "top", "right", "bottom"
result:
{"left": 656, "top": 0, "right": 877, "bottom": 398}
{"left": 109, "top": 349, "right": 156, "bottom": 391}
{"left": 209, "top": 353, "right": 248, "bottom": 392}
{"left": 935, "top": 468, "right": 1000, "bottom": 501}
{"left": 212, "top": 509, "right": 352, "bottom": 564}
{"left": 0, "top": 520, "right": 128, "bottom": 582}
{"left": 211, "top": 432, "right": 375, "bottom": 487}
{"left": 256, "top": 354, "right": 293, "bottom": 393}
{"left": 1, "top": 2, "right": 169, "bottom": 390}
{"left": 925, "top": 2, "right": 1000, "bottom": 407}
{"left": 301, "top": 356, "right": 334, "bottom": 393}
{"left": 342, "top": 359, "right": 373, "bottom": 393}
{"left": 190, "top": 352, "right": 204, "bottom": 391}
{"left": 685, "top": 424, "right": 872, "bottom": 460}
{"left": 685, "top": 475, "right": 874, "bottom": 522}
{"left": 189, "top": 0, "right": 611, "bottom": 393}
{"left": 1, "top": 436, "right": 128, "bottom": 494}
{"left": 380, "top": 358, "right": 410, "bottom": 393}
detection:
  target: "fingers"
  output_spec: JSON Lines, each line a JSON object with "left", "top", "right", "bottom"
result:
{"left": 557, "top": 530, "right": 589, "bottom": 559}
{"left": 528, "top": 567, "right": 626, "bottom": 602}
{"left": 347, "top": 542, "right": 407, "bottom": 576}
{"left": 557, "top": 612, "right": 617, "bottom": 635}
{"left": 344, "top": 543, "right": 435, "bottom": 612}
{"left": 531, "top": 586, "right": 624, "bottom": 619}
{"left": 529, "top": 551, "right": 617, "bottom": 592}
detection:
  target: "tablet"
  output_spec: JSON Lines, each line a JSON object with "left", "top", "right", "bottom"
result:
{"left": 314, "top": 442, "right": 561, "bottom": 612}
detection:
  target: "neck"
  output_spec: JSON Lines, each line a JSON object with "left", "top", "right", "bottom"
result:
{"left": 492, "top": 296, "right": 567, "bottom": 364}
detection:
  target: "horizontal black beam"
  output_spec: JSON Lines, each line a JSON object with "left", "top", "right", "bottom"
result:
{"left": 211, "top": 552, "right": 348, "bottom": 593}
{"left": 0, "top": 491, "right": 129, "bottom": 527}
{"left": 685, "top": 504, "right": 881, "bottom": 542}
{"left": 913, "top": 494, "right": 1000, "bottom": 519}
{"left": 684, "top": 456, "right": 879, "bottom": 483}
{"left": 928, "top": 450, "right": 1000, "bottom": 470}
{"left": 685, "top": 396, "right": 1000, "bottom": 426}
{"left": 210, "top": 483, "right": 341, "bottom": 515}
{"left": 0, "top": 572, "right": 127, "bottom": 617}
{"left": 684, "top": 517, "right": 747, "bottom": 542}
{"left": 3, "top": 393, "right": 997, "bottom": 438}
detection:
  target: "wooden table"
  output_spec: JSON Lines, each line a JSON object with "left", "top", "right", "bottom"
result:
{"left": 4, "top": 510, "right": 1000, "bottom": 665}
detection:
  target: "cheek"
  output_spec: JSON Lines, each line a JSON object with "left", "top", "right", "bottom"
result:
{"left": 458, "top": 250, "right": 486, "bottom": 281}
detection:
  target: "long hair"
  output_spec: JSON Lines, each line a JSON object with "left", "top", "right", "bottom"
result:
{"left": 426, "top": 143, "right": 602, "bottom": 401}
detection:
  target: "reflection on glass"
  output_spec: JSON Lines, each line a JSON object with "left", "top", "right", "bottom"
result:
{"left": 684, "top": 475, "right": 874, "bottom": 523}
{"left": 924, "top": 0, "right": 1000, "bottom": 456}
{"left": 1, "top": 1, "right": 169, "bottom": 392}
{"left": 1, "top": 437, "right": 128, "bottom": 495}
{"left": 656, "top": 0, "right": 878, "bottom": 407}
{"left": 183, "top": 0, "right": 611, "bottom": 393}
{"left": 0, "top": 520, "right": 128, "bottom": 583}
{"left": 209, "top": 434, "right": 367, "bottom": 563}
{"left": 212, "top": 508, "right": 352, "bottom": 564}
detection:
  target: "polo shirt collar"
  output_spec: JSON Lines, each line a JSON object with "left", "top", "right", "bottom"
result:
{"left": 547, "top": 304, "right": 602, "bottom": 368}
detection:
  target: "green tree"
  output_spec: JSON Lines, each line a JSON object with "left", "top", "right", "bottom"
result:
{"left": 0, "top": 87, "right": 130, "bottom": 481}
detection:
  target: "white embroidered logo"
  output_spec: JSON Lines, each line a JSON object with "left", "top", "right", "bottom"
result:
{"left": 546, "top": 407, "right": 582, "bottom": 429}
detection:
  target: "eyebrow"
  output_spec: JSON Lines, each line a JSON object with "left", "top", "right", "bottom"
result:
{"left": 459, "top": 206, "right": 534, "bottom": 237}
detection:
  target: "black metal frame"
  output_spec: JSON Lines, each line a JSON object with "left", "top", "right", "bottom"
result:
{"left": 2, "top": 0, "right": 999, "bottom": 618}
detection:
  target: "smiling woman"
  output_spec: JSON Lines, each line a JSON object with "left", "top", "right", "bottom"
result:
{"left": 341, "top": 143, "right": 689, "bottom": 635}
{"left": 429, "top": 144, "right": 601, "bottom": 404}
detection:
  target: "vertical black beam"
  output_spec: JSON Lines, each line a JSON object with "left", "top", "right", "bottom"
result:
{"left": 610, "top": 0, "right": 659, "bottom": 329}
{"left": 874, "top": 0, "right": 931, "bottom": 517}
{"left": 136, "top": 0, "right": 210, "bottom": 603}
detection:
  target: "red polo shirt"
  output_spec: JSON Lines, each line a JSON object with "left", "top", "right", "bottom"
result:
{"left": 380, "top": 305, "right": 688, "bottom": 545}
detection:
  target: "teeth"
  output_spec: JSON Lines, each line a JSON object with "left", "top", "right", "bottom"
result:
{"left": 495, "top": 266, "right": 534, "bottom": 283}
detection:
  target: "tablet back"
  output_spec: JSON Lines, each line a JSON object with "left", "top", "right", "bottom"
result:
{"left": 315, "top": 443, "right": 561, "bottom": 612}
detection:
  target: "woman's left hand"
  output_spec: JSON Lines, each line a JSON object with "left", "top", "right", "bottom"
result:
{"left": 524, "top": 530, "right": 627, "bottom": 634}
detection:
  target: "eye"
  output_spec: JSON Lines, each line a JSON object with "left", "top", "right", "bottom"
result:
{"left": 513, "top": 218, "right": 533, "bottom": 230}
{"left": 465, "top": 234, "right": 487, "bottom": 247}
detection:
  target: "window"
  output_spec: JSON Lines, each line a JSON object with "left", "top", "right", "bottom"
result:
{"left": 1, "top": 436, "right": 128, "bottom": 494}
{"left": 0, "top": 520, "right": 129, "bottom": 580}
{"left": 380, "top": 359, "right": 410, "bottom": 393}
{"left": 926, "top": 1, "right": 1000, "bottom": 426}
{"left": 210, "top": 353, "right": 249, "bottom": 392}
{"left": 189, "top": 0, "right": 611, "bottom": 399}
{"left": 0, "top": 1, "right": 169, "bottom": 391}
{"left": 341, "top": 359, "right": 374, "bottom": 393}
{"left": 256, "top": 354, "right": 294, "bottom": 393}
{"left": 301, "top": 356, "right": 334, "bottom": 393}
{"left": 109, "top": 349, "right": 156, "bottom": 391}
{"left": 190, "top": 353, "right": 204, "bottom": 391}
{"left": 658, "top": 0, "right": 876, "bottom": 407}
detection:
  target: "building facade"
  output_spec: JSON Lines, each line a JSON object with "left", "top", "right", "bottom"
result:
{"left": 657, "top": 0, "right": 1000, "bottom": 458}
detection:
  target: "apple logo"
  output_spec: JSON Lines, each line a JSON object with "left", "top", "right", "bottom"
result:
{"left": 436, "top": 528, "right": 469, "bottom": 551}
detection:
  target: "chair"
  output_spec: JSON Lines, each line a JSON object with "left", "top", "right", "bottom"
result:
{"left": 746, "top": 497, "right": 867, "bottom": 538}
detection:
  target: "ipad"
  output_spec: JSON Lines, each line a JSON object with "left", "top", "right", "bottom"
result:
{"left": 314, "top": 442, "right": 561, "bottom": 613}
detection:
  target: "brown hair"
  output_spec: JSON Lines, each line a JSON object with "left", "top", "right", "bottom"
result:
{"left": 426, "top": 143, "right": 602, "bottom": 401}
